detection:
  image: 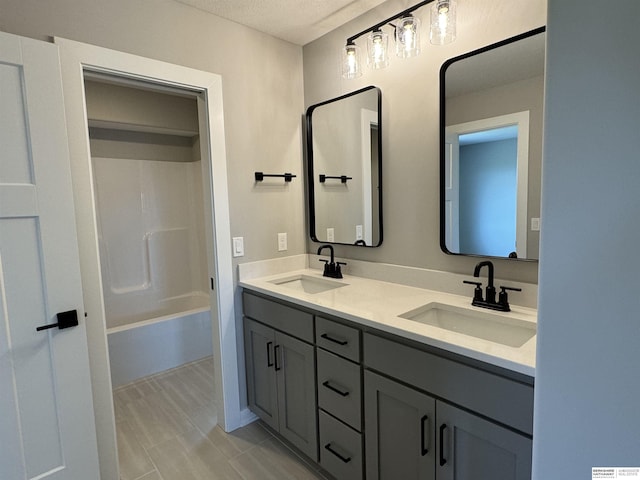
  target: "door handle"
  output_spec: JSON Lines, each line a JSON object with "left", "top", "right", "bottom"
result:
{"left": 439, "top": 423, "right": 448, "bottom": 466}
{"left": 266, "top": 341, "right": 274, "bottom": 367}
{"left": 420, "top": 415, "right": 429, "bottom": 455}
{"left": 274, "top": 345, "right": 281, "bottom": 371}
{"left": 36, "top": 310, "right": 79, "bottom": 332}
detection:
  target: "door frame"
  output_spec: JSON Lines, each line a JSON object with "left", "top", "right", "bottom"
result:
{"left": 55, "top": 38, "right": 240, "bottom": 480}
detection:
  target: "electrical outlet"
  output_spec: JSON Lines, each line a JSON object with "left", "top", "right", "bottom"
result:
{"left": 327, "top": 228, "right": 335, "bottom": 242}
{"left": 278, "top": 232, "right": 287, "bottom": 251}
{"left": 356, "top": 225, "right": 363, "bottom": 240}
{"left": 232, "top": 237, "right": 244, "bottom": 257}
{"left": 531, "top": 218, "right": 540, "bottom": 232}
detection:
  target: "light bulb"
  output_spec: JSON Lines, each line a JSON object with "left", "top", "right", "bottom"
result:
{"left": 430, "top": 0, "right": 456, "bottom": 45}
{"left": 342, "top": 42, "right": 362, "bottom": 79}
{"left": 367, "top": 30, "right": 389, "bottom": 69}
{"left": 395, "top": 16, "right": 421, "bottom": 58}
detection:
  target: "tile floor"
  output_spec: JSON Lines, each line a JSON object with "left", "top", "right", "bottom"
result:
{"left": 113, "top": 357, "right": 329, "bottom": 480}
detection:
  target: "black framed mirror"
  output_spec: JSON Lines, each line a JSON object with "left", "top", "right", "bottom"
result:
{"left": 440, "top": 27, "right": 545, "bottom": 260}
{"left": 306, "top": 86, "right": 382, "bottom": 247}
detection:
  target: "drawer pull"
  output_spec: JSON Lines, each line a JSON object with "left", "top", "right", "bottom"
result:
{"left": 324, "top": 443, "right": 351, "bottom": 463}
{"left": 266, "top": 341, "right": 274, "bottom": 367}
{"left": 320, "top": 333, "right": 348, "bottom": 346}
{"left": 420, "top": 415, "right": 429, "bottom": 455}
{"left": 322, "top": 380, "right": 350, "bottom": 397}
{"left": 439, "top": 424, "right": 447, "bottom": 466}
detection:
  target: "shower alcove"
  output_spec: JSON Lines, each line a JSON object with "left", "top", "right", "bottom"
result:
{"left": 85, "top": 78, "right": 212, "bottom": 387}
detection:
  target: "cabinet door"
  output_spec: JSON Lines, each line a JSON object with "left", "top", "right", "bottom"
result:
{"left": 244, "top": 318, "right": 278, "bottom": 430}
{"left": 436, "top": 401, "right": 532, "bottom": 480}
{"left": 275, "top": 331, "right": 318, "bottom": 461}
{"left": 365, "top": 371, "right": 436, "bottom": 480}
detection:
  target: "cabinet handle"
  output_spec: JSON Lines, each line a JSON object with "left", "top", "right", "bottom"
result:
{"left": 320, "top": 333, "right": 348, "bottom": 346}
{"left": 324, "top": 443, "right": 351, "bottom": 463}
{"left": 274, "top": 345, "right": 281, "bottom": 371}
{"left": 420, "top": 415, "right": 429, "bottom": 455}
{"left": 322, "top": 380, "right": 350, "bottom": 397}
{"left": 266, "top": 341, "right": 274, "bottom": 367}
{"left": 439, "top": 424, "right": 447, "bottom": 466}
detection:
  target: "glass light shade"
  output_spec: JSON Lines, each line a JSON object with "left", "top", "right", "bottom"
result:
{"left": 395, "top": 15, "right": 421, "bottom": 58}
{"left": 342, "top": 42, "right": 362, "bottom": 79}
{"left": 367, "top": 30, "right": 389, "bottom": 69}
{"left": 430, "top": 0, "right": 457, "bottom": 45}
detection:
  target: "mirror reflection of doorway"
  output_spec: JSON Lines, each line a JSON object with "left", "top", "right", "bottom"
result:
{"left": 445, "top": 111, "right": 529, "bottom": 258}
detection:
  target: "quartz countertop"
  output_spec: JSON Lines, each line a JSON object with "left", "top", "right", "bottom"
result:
{"left": 239, "top": 268, "right": 536, "bottom": 377}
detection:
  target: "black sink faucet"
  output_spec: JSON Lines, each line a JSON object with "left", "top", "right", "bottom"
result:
{"left": 474, "top": 261, "right": 496, "bottom": 304}
{"left": 463, "top": 260, "right": 521, "bottom": 312}
{"left": 317, "top": 245, "right": 346, "bottom": 279}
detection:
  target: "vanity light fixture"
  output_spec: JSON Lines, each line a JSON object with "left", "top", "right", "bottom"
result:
{"left": 341, "top": 0, "right": 457, "bottom": 79}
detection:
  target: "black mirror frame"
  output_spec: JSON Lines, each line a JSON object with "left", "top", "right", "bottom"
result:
{"left": 305, "top": 85, "right": 383, "bottom": 247}
{"left": 439, "top": 26, "right": 545, "bottom": 261}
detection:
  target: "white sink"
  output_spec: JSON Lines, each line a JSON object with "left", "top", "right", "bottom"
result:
{"left": 270, "top": 274, "right": 347, "bottom": 294}
{"left": 399, "top": 302, "right": 536, "bottom": 348}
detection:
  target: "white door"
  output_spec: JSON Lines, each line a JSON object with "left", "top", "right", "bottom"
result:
{"left": 0, "top": 32, "right": 100, "bottom": 479}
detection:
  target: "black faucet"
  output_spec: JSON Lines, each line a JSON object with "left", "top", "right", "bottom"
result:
{"left": 317, "top": 245, "right": 346, "bottom": 279}
{"left": 463, "top": 260, "right": 521, "bottom": 312}
{"left": 474, "top": 261, "right": 496, "bottom": 304}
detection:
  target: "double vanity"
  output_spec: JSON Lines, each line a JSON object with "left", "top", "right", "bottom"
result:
{"left": 243, "top": 22, "right": 544, "bottom": 480}
{"left": 240, "top": 258, "right": 536, "bottom": 480}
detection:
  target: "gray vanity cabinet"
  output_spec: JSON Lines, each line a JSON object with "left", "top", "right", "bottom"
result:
{"left": 243, "top": 318, "right": 279, "bottom": 430}
{"left": 243, "top": 293, "right": 318, "bottom": 461}
{"left": 365, "top": 370, "right": 436, "bottom": 480}
{"left": 364, "top": 332, "right": 533, "bottom": 480}
{"left": 242, "top": 290, "right": 534, "bottom": 480}
{"left": 436, "top": 402, "right": 532, "bottom": 480}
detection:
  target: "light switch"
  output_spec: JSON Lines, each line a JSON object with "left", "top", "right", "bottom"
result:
{"left": 232, "top": 237, "right": 244, "bottom": 257}
{"left": 278, "top": 232, "right": 287, "bottom": 251}
{"left": 531, "top": 218, "right": 540, "bottom": 232}
{"left": 355, "top": 225, "right": 363, "bottom": 240}
{"left": 327, "top": 228, "right": 335, "bottom": 242}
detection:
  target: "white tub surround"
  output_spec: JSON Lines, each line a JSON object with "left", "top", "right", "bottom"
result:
{"left": 239, "top": 257, "right": 537, "bottom": 377}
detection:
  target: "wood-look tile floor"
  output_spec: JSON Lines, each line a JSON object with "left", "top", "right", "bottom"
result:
{"left": 113, "top": 357, "right": 328, "bottom": 480}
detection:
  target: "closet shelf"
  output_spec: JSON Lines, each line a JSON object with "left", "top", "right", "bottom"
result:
{"left": 88, "top": 119, "right": 198, "bottom": 138}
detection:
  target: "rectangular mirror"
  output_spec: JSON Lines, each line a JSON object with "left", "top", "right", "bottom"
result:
{"left": 440, "top": 27, "right": 545, "bottom": 260}
{"left": 306, "top": 86, "right": 382, "bottom": 247}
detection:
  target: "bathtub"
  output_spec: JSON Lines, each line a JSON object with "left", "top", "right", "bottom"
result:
{"left": 107, "top": 293, "right": 213, "bottom": 387}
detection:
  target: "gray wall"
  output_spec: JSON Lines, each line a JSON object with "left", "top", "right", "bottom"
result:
{"left": 533, "top": 0, "right": 640, "bottom": 477}
{"left": 303, "top": 0, "right": 546, "bottom": 284}
{"left": 0, "top": 0, "right": 306, "bottom": 266}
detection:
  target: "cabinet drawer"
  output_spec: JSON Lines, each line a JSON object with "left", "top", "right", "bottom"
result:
{"left": 316, "top": 316, "right": 360, "bottom": 362}
{"left": 319, "top": 410, "right": 363, "bottom": 480}
{"left": 243, "top": 292, "right": 313, "bottom": 343}
{"left": 317, "top": 349, "right": 362, "bottom": 430}
{"left": 363, "top": 333, "right": 534, "bottom": 435}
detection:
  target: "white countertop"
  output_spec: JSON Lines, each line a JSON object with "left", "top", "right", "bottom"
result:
{"left": 239, "top": 268, "right": 536, "bottom": 377}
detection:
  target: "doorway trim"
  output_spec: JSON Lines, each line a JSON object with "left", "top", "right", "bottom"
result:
{"left": 55, "top": 38, "right": 239, "bottom": 480}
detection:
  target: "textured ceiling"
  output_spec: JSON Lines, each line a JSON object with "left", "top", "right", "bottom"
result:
{"left": 171, "top": 0, "right": 388, "bottom": 45}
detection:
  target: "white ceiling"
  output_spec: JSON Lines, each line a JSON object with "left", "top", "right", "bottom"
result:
{"left": 171, "top": 0, "right": 388, "bottom": 45}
